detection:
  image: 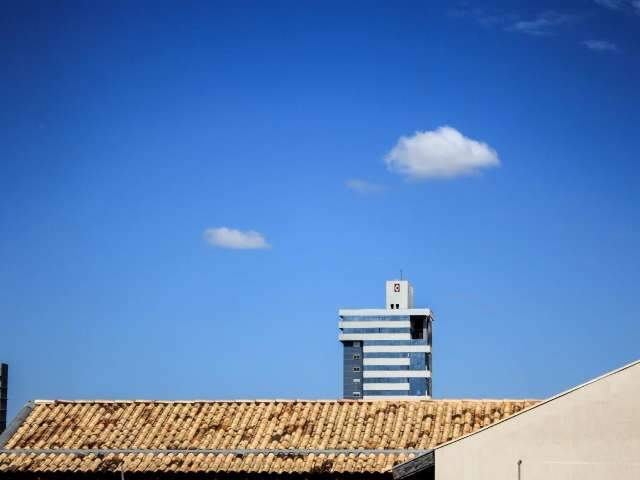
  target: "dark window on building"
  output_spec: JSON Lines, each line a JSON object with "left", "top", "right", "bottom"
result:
{"left": 410, "top": 316, "right": 425, "bottom": 339}
{"left": 353, "top": 392, "right": 361, "bottom": 397}
{"left": 390, "top": 304, "right": 394, "bottom": 309}
{"left": 353, "top": 354, "right": 361, "bottom": 360}
{"left": 396, "top": 303, "right": 399, "bottom": 309}
{"left": 353, "top": 366, "right": 360, "bottom": 372}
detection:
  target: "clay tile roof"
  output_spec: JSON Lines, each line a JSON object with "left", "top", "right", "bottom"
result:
{"left": 0, "top": 399, "right": 538, "bottom": 474}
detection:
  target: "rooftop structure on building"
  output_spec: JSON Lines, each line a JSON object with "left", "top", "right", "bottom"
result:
{"left": 339, "top": 280, "right": 434, "bottom": 400}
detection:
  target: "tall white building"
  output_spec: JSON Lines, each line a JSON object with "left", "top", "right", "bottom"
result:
{"left": 338, "top": 280, "right": 434, "bottom": 400}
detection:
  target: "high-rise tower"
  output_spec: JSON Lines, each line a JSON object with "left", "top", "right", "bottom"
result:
{"left": 338, "top": 280, "right": 433, "bottom": 400}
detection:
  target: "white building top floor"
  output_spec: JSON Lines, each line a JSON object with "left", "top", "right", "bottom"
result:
{"left": 339, "top": 308, "right": 432, "bottom": 317}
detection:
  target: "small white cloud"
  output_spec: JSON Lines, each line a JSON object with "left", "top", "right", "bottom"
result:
{"left": 583, "top": 39, "right": 620, "bottom": 52}
{"left": 345, "top": 179, "right": 385, "bottom": 194}
{"left": 203, "top": 227, "right": 270, "bottom": 250}
{"left": 595, "top": 0, "right": 625, "bottom": 9}
{"left": 452, "top": 8, "right": 584, "bottom": 36}
{"left": 595, "top": 0, "right": 640, "bottom": 13}
{"left": 508, "top": 11, "right": 578, "bottom": 36}
{"left": 385, "top": 126, "right": 499, "bottom": 180}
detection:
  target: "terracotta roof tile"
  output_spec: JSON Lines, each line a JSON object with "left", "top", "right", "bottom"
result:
{"left": 0, "top": 399, "right": 537, "bottom": 474}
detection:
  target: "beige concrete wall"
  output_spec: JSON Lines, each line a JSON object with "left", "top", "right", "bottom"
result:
{"left": 436, "top": 362, "right": 640, "bottom": 480}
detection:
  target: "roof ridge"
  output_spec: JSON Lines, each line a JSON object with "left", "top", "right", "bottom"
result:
{"left": 31, "top": 398, "right": 538, "bottom": 404}
{"left": 0, "top": 448, "right": 433, "bottom": 455}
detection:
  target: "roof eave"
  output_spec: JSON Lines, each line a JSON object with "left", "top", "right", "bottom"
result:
{"left": 392, "top": 450, "right": 434, "bottom": 480}
{"left": 0, "top": 400, "right": 35, "bottom": 448}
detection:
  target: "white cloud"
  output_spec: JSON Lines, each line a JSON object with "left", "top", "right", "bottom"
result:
{"left": 452, "top": 8, "right": 586, "bottom": 37}
{"left": 508, "top": 11, "right": 578, "bottom": 36}
{"left": 583, "top": 39, "right": 620, "bottom": 52}
{"left": 595, "top": 0, "right": 625, "bottom": 9}
{"left": 203, "top": 227, "right": 270, "bottom": 250}
{"left": 595, "top": 0, "right": 640, "bottom": 13}
{"left": 385, "top": 126, "right": 499, "bottom": 180}
{"left": 345, "top": 179, "right": 385, "bottom": 194}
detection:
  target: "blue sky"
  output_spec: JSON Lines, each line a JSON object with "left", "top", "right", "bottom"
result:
{"left": 1, "top": 0, "right": 639, "bottom": 419}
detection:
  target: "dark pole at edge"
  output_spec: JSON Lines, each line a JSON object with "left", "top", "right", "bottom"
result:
{"left": 0, "top": 363, "right": 7, "bottom": 433}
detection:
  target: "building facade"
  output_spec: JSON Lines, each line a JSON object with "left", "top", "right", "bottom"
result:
{"left": 339, "top": 280, "right": 433, "bottom": 400}
{"left": 393, "top": 360, "right": 640, "bottom": 480}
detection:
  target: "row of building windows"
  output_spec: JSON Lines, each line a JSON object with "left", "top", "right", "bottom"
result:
{"left": 342, "top": 317, "right": 427, "bottom": 337}
{"left": 359, "top": 339, "right": 429, "bottom": 346}
{"left": 363, "top": 352, "right": 418, "bottom": 358}
{"left": 353, "top": 368, "right": 425, "bottom": 373}
{"left": 360, "top": 377, "right": 429, "bottom": 383}
{"left": 353, "top": 369, "right": 429, "bottom": 376}
{"left": 365, "top": 390, "right": 424, "bottom": 396}
{"left": 352, "top": 362, "right": 430, "bottom": 371}
{"left": 342, "top": 316, "right": 410, "bottom": 322}
{"left": 342, "top": 327, "right": 411, "bottom": 334}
